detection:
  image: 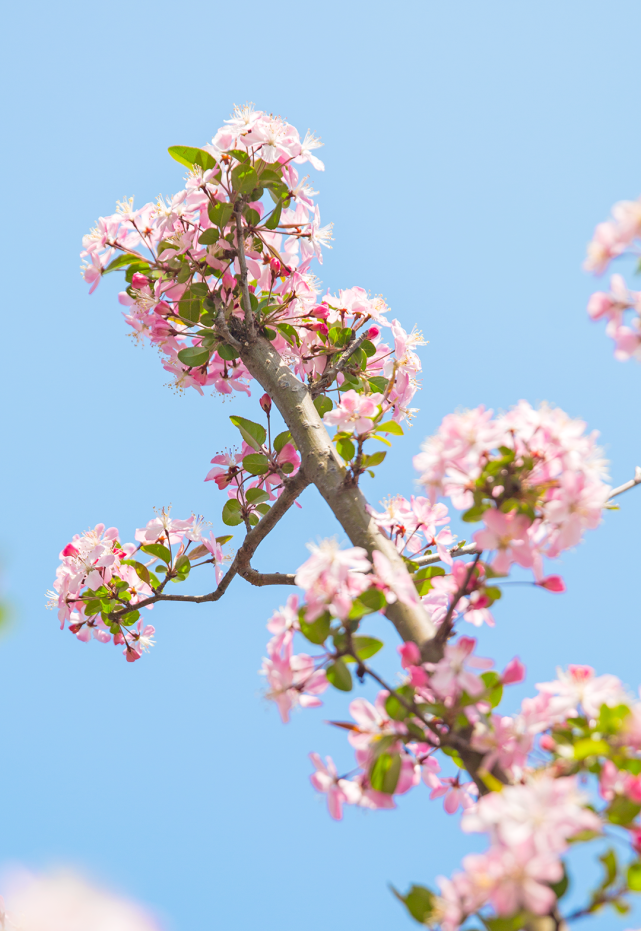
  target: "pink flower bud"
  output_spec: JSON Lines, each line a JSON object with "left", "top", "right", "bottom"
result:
{"left": 538, "top": 575, "right": 566, "bottom": 593}
{"left": 312, "top": 304, "right": 330, "bottom": 320}
{"left": 270, "top": 259, "right": 282, "bottom": 276}
{"left": 125, "top": 646, "right": 142, "bottom": 663}
{"left": 502, "top": 657, "right": 525, "bottom": 684}
{"left": 539, "top": 734, "right": 556, "bottom": 752}
{"left": 625, "top": 774, "right": 641, "bottom": 803}
{"left": 259, "top": 393, "right": 272, "bottom": 414}
{"left": 62, "top": 544, "right": 79, "bottom": 558}
{"left": 398, "top": 641, "right": 421, "bottom": 669}
{"left": 408, "top": 665, "right": 429, "bottom": 688}
{"left": 131, "top": 272, "right": 149, "bottom": 288}
{"left": 367, "top": 326, "right": 380, "bottom": 339}
{"left": 312, "top": 321, "right": 328, "bottom": 335}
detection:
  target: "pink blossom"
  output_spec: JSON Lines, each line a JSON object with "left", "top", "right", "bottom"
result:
{"left": 294, "top": 539, "right": 371, "bottom": 620}
{"left": 309, "top": 753, "right": 361, "bottom": 820}
{"left": 537, "top": 664, "right": 626, "bottom": 720}
{"left": 474, "top": 509, "right": 533, "bottom": 573}
{"left": 261, "top": 639, "right": 328, "bottom": 723}
{"left": 323, "top": 389, "right": 384, "bottom": 435}
{"left": 430, "top": 777, "right": 478, "bottom": 814}
{"left": 426, "top": 636, "right": 493, "bottom": 700}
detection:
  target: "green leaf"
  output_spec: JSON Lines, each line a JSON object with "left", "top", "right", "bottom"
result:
{"left": 103, "top": 253, "right": 143, "bottom": 274}
{"left": 229, "top": 416, "right": 266, "bottom": 451}
{"left": 243, "top": 453, "right": 270, "bottom": 475}
{"left": 244, "top": 207, "right": 260, "bottom": 227}
{"left": 208, "top": 201, "right": 234, "bottom": 229}
{"left": 608, "top": 796, "right": 641, "bottom": 826}
{"left": 255, "top": 503, "right": 271, "bottom": 516}
{"left": 276, "top": 322, "right": 300, "bottom": 346}
{"left": 598, "top": 849, "right": 618, "bottom": 890}
{"left": 350, "top": 588, "right": 387, "bottom": 616}
{"left": 172, "top": 554, "right": 191, "bottom": 582}
{"left": 373, "top": 420, "right": 403, "bottom": 436}
{"left": 217, "top": 343, "right": 240, "bottom": 361}
{"left": 627, "top": 862, "right": 641, "bottom": 892}
{"left": 481, "top": 915, "right": 531, "bottom": 931}
{"left": 362, "top": 339, "right": 376, "bottom": 357}
{"left": 462, "top": 504, "right": 488, "bottom": 523}
{"left": 119, "top": 609, "right": 140, "bottom": 627}
{"left": 550, "top": 864, "right": 569, "bottom": 900}
{"left": 231, "top": 163, "right": 258, "bottom": 193}
{"left": 573, "top": 737, "right": 610, "bottom": 760}
{"left": 178, "top": 286, "right": 205, "bottom": 324}
{"left": 125, "top": 560, "right": 151, "bottom": 586}
{"left": 168, "top": 145, "right": 217, "bottom": 171}
{"left": 370, "top": 752, "right": 401, "bottom": 794}
{"left": 326, "top": 658, "right": 353, "bottom": 692}
{"left": 391, "top": 885, "right": 435, "bottom": 925}
{"left": 140, "top": 543, "right": 171, "bottom": 565}
{"left": 414, "top": 566, "right": 446, "bottom": 580}
{"left": 336, "top": 437, "right": 355, "bottom": 461}
{"left": 246, "top": 487, "right": 270, "bottom": 504}
{"left": 299, "top": 611, "right": 331, "bottom": 645}
{"left": 177, "top": 346, "right": 210, "bottom": 368}
{"left": 368, "top": 376, "right": 388, "bottom": 393}
{"left": 273, "top": 430, "right": 293, "bottom": 454}
{"left": 363, "top": 451, "right": 386, "bottom": 468}
{"left": 222, "top": 499, "right": 244, "bottom": 527}
{"left": 480, "top": 671, "right": 504, "bottom": 708}
{"left": 347, "top": 636, "right": 383, "bottom": 661}
{"left": 198, "top": 228, "right": 220, "bottom": 245}
{"left": 264, "top": 199, "right": 283, "bottom": 230}
{"left": 216, "top": 535, "right": 233, "bottom": 545}
{"left": 385, "top": 687, "right": 414, "bottom": 722}
{"left": 313, "top": 395, "right": 333, "bottom": 417}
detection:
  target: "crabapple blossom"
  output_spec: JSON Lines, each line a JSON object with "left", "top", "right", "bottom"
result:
{"left": 322, "top": 389, "right": 384, "bottom": 435}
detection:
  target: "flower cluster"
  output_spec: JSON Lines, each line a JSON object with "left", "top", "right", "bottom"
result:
{"left": 47, "top": 510, "right": 225, "bottom": 661}
{"left": 413, "top": 401, "right": 611, "bottom": 580}
{"left": 584, "top": 196, "right": 641, "bottom": 361}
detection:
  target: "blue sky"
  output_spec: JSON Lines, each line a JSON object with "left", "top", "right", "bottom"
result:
{"left": 2, "top": 1, "right": 641, "bottom": 928}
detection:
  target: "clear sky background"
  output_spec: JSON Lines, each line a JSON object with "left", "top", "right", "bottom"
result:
{"left": 1, "top": 2, "right": 641, "bottom": 929}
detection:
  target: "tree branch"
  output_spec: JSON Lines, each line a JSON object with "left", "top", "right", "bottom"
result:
{"left": 311, "top": 330, "right": 371, "bottom": 398}
{"left": 413, "top": 542, "right": 480, "bottom": 568}
{"left": 233, "top": 329, "right": 438, "bottom": 654}
{"left": 609, "top": 465, "right": 641, "bottom": 500}
{"left": 234, "top": 201, "right": 255, "bottom": 339}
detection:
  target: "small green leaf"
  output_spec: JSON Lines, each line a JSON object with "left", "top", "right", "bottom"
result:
{"left": 244, "top": 207, "right": 260, "bottom": 227}
{"left": 104, "top": 253, "right": 143, "bottom": 274}
{"left": 208, "top": 201, "right": 234, "bottom": 229}
{"left": 216, "top": 535, "right": 233, "bottom": 545}
{"left": 222, "top": 499, "right": 244, "bottom": 527}
{"left": 351, "top": 588, "right": 387, "bottom": 615}
{"left": 264, "top": 199, "right": 283, "bottom": 230}
{"left": 217, "top": 343, "right": 240, "bottom": 361}
{"left": 125, "top": 560, "right": 151, "bottom": 586}
{"left": 276, "top": 322, "right": 300, "bottom": 345}
{"left": 336, "top": 437, "right": 355, "bottom": 461}
{"left": 385, "top": 687, "right": 414, "bottom": 722}
{"left": 178, "top": 286, "right": 205, "bottom": 324}
{"left": 172, "top": 554, "right": 191, "bottom": 582}
{"left": 480, "top": 671, "right": 504, "bottom": 708}
{"left": 198, "top": 228, "right": 220, "bottom": 245}
{"left": 348, "top": 636, "right": 383, "bottom": 661}
{"left": 462, "top": 504, "right": 488, "bottom": 523}
{"left": 273, "top": 431, "right": 293, "bottom": 454}
{"left": 627, "top": 862, "right": 641, "bottom": 892}
{"left": 313, "top": 395, "right": 333, "bottom": 417}
{"left": 598, "top": 849, "right": 618, "bottom": 890}
{"left": 374, "top": 420, "right": 403, "bottom": 436}
{"left": 390, "top": 885, "right": 435, "bottom": 925}
{"left": 363, "top": 450, "right": 386, "bottom": 468}
{"left": 608, "top": 796, "right": 641, "bottom": 826}
{"left": 326, "top": 658, "right": 353, "bottom": 691}
{"left": 140, "top": 543, "right": 171, "bottom": 565}
{"left": 231, "top": 163, "right": 258, "bottom": 193}
{"left": 168, "top": 145, "right": 217, "bottom": 171}
{"left": 229, "top": 415, "right": 266, "bottom": 451}
{"left": 299, "top": 611, "right": 331, "bottom": 645}
{"left": 246, "top": 488, "right": 270, "bottom": 504}
{"left": 243, "top": 453, "right": 270, "bottom": 475}
{"left": 368, "top": 376, "right": 388, "bottom": 393}
{"left": 573, "top": 738, "right": 610, "bottom": 760}
{"left": 177, "top": 346, "right": 210, "bottom": 368}
{"left": 370, "top": 752, "right": 401, "bottom": 794}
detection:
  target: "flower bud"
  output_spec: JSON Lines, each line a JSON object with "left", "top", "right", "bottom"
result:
{"left": 62, "top": 543, "right": 79, "bottom": 558}
{"left": 131, "top": 272, "right": 149, "bottom": 289}
{"left": 502, "top": 656, "right": 525, "bottom": 684}
{"left": 398, "top": 641, "right": 421, "bottom": 669}
{"left": 538, "top": 575, "right": 566, "bottom": 593}
{"left": 312, "top": 321, "right": 328, "bottom": 336}
{"left": 259, "top": 393, "right": 272, "bottom": 414}
{"left": 367, "top": 326, "right": 380, "bottom": 339}
{"left": 270, "top": 258, "right": 282, "bottom": 276}
{"left": 312, "top": 304, "right": 330, "bottom": 320}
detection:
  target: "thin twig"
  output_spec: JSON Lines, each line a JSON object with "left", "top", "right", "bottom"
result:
{"left": 413, "top": 542, "right": 480, "bottom": 568}
{"left": 311, "top": 330, "right": 371, "bottom": 397}
{"left": 234, "top": 201, "right": 255, "bottom": 339}
{"left": 608, "top": 465, "right": 641, "bottom": 500}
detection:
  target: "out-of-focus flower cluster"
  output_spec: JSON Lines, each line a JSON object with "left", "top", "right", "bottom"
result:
{"left": 584, "top": 197, "right": 641, "bottom": 361}
{"left": 0, "top": 869, "right": 163, "bottom": 931}
{"left": 46, "top": 510, "right": 225, "bottom": 661}
{"left": 413, "top": 401, "right": 611, "bottom": 583}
